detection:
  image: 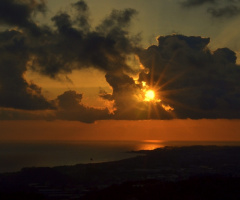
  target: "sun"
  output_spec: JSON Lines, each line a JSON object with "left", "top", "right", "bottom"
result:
{"left": 138, "top": 81, "right": 161, "bottom": 103}
{"left": 144, "top": 90, "right": 155, "bottom": 101}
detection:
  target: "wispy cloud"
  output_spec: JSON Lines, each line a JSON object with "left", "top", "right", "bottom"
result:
{"left": 180, "top": 0, "right": 240, "bottom": 18}
{"left": 180, "top": 0, "right": 216, "bottom": 7}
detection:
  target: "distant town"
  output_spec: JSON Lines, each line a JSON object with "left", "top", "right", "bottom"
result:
{"left": 1, "top": 145, "right": 240, "bottom": 199}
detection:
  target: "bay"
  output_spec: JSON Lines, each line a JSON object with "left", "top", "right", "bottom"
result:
{"left": 1, "top": 140, "right": 240, "bottom": 173}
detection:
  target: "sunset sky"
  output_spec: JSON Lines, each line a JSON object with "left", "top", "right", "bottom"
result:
{"left": 1, "top": 0, "right": 240, "bottom": 141}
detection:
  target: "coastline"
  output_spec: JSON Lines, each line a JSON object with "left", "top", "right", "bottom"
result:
{"left": 1, "top": 145, "right": 240, "bottom": 199}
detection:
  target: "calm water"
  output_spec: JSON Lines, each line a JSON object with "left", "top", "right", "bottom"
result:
{"left": 1, "top": 140, "right": 240, "bottom": 173}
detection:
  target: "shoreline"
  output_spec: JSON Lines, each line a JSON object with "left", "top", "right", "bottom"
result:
{"left": 1, "top": 145, "right": 240, "bottom": 199}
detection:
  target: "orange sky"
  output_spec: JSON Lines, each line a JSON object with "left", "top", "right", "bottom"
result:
{"left": 24, "top": 68, "right": 112, "bottom": 108}
{"left": 1, "top": 119, "right": 240, "bottom": 141}
{"left": 1, "top": 0, "right": 240, "bottom": 141}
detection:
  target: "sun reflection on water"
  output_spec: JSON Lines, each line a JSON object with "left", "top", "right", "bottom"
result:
{"left": 135, "top": 140, "right": 164, "bottom": 151}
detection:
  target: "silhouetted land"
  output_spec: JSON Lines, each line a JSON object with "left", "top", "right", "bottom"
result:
{"left": 1, "top": 145, "right": 240, "bottom": 199}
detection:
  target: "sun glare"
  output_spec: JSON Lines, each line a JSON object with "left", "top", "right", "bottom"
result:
{"left": 144, "top": 90, "right": 155, "bottom": 101}
{"left": 137, "top": 80, "right": 174, "bottom": 113}
{"left": 138, "top": 81, "right": 161, "bottom": 103}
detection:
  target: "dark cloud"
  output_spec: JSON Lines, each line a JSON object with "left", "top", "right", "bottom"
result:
{"left": 138, "top": 34, "right": 240, "bottom": 119}
{"left": 181, "top": 0, "right": 216, "bottom": 7}
{"left": 55, "top": 90, "right": 111, "bottom": 123}
{"left": 102, "top": 71, "right": 173, "bottom": 120}
{"left": 0, "top": 0, "right": 46, "bottom": 26}
{"left": 1, "top": 0, "right": 240, "bottom": 122}
{"left": 207, "top": 5, "right": 240, "bottom": 18}
{"left": 0, "top": 29, "right": 54, "bottom": 110}
{"left": 180, "top": 0, "right": 240, "bottom": 18}
{"left": 73, "top": 0, "right": 90, "bottom": 32}
{"left": 0, "top": 1, "right": 53, "bottom": 110}
{"left": 0, "top": 108, "right": 54, "bottom": 120}
{"left": 30, "top": 4, "right": 140, "bottom": 78}
{"left": 0, "top": 90, "right": 111, "bottom": 123}
{"left": 105, "top": 71, "right": 138, "bottom": 112}
{"left": 99, "top": 88, "right": 114, "bottom": 101}
{"left": 0, "top": 0, "right": 46, "bottom": 35}
{"left": 0, "top": 0, "right": 140, "bottom": 77}
{"left": 0, "top": 1, "right": 139, "bottom": 114}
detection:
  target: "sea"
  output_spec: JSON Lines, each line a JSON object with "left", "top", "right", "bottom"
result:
{"left": 1, "top": 140, "right": 240, "bottom": 173}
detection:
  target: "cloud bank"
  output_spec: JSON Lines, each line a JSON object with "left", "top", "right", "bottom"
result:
{"left": 0, "top": 0, "right": 139, "bottom": 122}
{"left": 1, "top": 0, "right": 240, "bottom": 122}
{"left": 138, "top": 35, "right": 240, "bottom": 119}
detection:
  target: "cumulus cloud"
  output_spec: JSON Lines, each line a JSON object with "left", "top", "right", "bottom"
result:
{"left": 0, "top": 0, "right": 53, "bottom": 110}
{"left": 1, "top": 0, "right": 240, "bottom": 122}
{"left": 101, "top": 70, "right": 173, "bottom": 120}
{"left": 0, "top": 0, "right": 140, "bottom": 121}
{"left": 30, "top": 4, "right": 140, "bottom": 77}
{"left": 0, "top": 90, "right": 111, "bottom": 123}
{"left": 138, "top": 34, "right": 240, "bottom": 119}
{"left": 0, "top": 29, "right": 54, "bottom": 110}
{"left": 55, "top": 90, "right": 111, "bottom": 123}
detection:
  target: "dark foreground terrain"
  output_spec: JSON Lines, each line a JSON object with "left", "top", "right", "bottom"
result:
{"left": 1, "top": 145, "right": 240, "bottom": 199}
